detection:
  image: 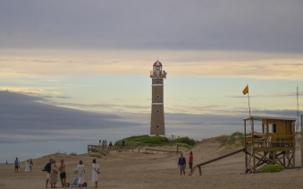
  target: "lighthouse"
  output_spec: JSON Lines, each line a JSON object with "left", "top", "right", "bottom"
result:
{"left": 150, "top": 60, "right": 167, "bottom": 136}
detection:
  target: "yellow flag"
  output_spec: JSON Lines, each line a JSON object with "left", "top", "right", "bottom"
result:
{"left": 242, "top": 85, "right": 249, "bottom": 95}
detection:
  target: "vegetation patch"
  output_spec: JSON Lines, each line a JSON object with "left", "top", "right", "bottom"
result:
{"left": 225, "top": 132, "right": 245, "bottom": 146}
{"left": 260, "top": 164, "right": 284, "bottom": 173}
{"left": 174, "top": 137, "right": 196, "bottom": 146}
{"left": 215, "top": 132, "right": 245, "bottom": 147}
{"left": 115, "top": 135, "right": 196, "bottom": 147}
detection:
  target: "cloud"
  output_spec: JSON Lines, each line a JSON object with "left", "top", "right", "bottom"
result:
{"left": 57, "top": 102, "right": 149, "bottom": 112}
{"left": 1, "top": 49, "right": 303, "bottom": 80}
{"left": 0, "top": 86, "right": 46, "bottom": 94}
{"left": 231, "top": 91, "right": 303, "bottom": 99}
{"left": 0, "top": 0, "right": 303, "bottom": 53}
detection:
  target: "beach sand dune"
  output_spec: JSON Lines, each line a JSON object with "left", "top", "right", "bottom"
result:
{"left": 1, "top": 139, "right": 303, "bottom": 189}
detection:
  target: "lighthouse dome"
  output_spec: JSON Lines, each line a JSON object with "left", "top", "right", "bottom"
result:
{"left": 153, "top": 60, "right": 162, "bottom": 67}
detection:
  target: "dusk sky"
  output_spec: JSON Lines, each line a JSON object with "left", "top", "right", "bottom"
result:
{"left": 0, "top": 0, "right": 303, "bottom": 160}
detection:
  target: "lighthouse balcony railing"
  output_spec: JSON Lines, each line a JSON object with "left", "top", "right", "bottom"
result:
{"left": 150, "top": 71, "right": 166, "bottom": 78}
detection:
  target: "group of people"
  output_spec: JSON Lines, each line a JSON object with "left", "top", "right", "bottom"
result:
{"left": 43, "top": 159, "right": 66, "bottom": 188}
{"left": 98, "top": 139, "right": 113, "bottom": 150}
{"left": 43, "top": 158, "right": 100, "bottom": 188}
{"left": 13, "top": 149, "right": 191, "bottom": 188}
{"left": 14, "top": 157, "right": 33, "bottom": 173}
{"left": 178, "top": 151, "right": 194, "bottom": 176}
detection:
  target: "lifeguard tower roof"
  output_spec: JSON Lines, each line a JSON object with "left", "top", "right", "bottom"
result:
{"left": 243, "top": 115, "right": 296, "bottom": 122}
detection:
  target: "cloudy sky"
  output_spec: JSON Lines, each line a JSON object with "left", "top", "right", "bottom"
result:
{"left": 1, "top": 0, "right": 303, "bottom": 52}
{"left": 0, "top": 0, "right": 303, "bottom": 160}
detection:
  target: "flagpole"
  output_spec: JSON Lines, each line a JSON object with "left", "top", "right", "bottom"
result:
{"left": 297, "top": 81, "right": 300, "bottom": 132}
{"left": 242, "top": 84, "right": 251, "bottom": 117}
{"left": 248, "top": 91, "right": 251, "bottom": 117}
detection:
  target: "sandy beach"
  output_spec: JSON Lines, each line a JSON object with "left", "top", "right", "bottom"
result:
{"left": 1, "top": 137, "right": 303, "bottom": 189}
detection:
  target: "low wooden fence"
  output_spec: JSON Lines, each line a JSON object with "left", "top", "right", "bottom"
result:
{"left": 88, "top": 144, "right": 181, "bottom": 155}
{"left": 192, "top": 148, "right": 245, "bottom": 176}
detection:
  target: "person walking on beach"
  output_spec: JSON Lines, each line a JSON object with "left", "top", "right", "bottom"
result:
{"left": 50, "top": 160, "right": 59, "bottom": 188}
{"left": 188, "top": 151, "right": 193, "bottom": 176}
{"left": 59, "top": 159, "right": 67, "bottom": 188}
{"left": 14, "top": 157, "right": 20, "bottom": 173}
{"left": 29, "top": 159, "right": 33, "bottom": 172}
{"left": 76, "top": 160, "right": 85, "bottom": 189}
{"left": 43, "top": 159, "right": 52, "bottom": 188}
{"left": 178, "top": 153, "right": 186, "bottom": 176}
{"left": 92, "top": 159, "right": 100, "bottom": 188}
{"left": 108, "top": 142, "right": 113, "bottom": 151}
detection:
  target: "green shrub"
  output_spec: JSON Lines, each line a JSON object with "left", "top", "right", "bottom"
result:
{"left": 115, "top": 135, "right": 196, "bottom": 147}
{"left": 261, "top": 164, "right": 284, "bottom": 173}
{"left": 115, "top": 135, "right": 169, "bottom": 146}
{"left": 174, "top": 137, "right": 196, "bottom": 146}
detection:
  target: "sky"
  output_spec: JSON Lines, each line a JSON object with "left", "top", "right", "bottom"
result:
{"left": 0, "top": 0, "right": 303, "bottom": 161}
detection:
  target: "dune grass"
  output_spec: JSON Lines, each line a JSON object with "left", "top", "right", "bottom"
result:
{"left": 213, "top": 132, "right": 245, "bottom": 147}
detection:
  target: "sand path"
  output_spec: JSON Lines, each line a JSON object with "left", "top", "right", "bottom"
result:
{"left": 1, "top": 140, "right": 303, "bottom": 189}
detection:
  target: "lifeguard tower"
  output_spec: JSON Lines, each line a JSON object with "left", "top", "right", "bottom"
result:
{"left": 244, "top": 116, "right": 296, "bottom": 173}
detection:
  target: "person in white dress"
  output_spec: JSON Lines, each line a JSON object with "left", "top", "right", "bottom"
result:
{"left": 76, "top": 160, "right": 85, "bottom": 189}
{"left": 24, "top": 160, "right": 30, "bottom": 172}
{"left": 92, "top": 159, "right": 100, "bottom": 188}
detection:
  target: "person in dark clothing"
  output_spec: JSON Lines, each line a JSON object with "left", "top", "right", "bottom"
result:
{"left": 109, "top": 142, "right": 113, "bottom": 150}
{"left": 59, "top": 159, "right": 66, "bottom": 188}
{"left": 178, "top": 153, "right": 186, "bottom": 176}
{"left": 188, "top": 151, "right": 193, "bottom": 175}
{"left": 14, "top": 157, "right": 20, "bottom": 173}
{"left": 29, "top": 159, "right": 34, "bottom": 172}
{"left": 43, "top": 159, "right": 52, "bottom": 188}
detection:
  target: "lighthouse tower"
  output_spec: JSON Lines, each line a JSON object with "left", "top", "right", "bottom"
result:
{"left": 150, "top": 60, "right": 167, "bottom": 136}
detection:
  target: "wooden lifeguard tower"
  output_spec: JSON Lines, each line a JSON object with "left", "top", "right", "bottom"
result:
{"left": 244, "top": 116, "right": 296, "bottom": 173}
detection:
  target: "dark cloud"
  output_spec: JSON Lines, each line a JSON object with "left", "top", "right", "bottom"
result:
{"left": 0, "top": 91, "right": 300, "bottom": 144}
{"left": 0, "top": 91, "right": 139, "bottom": 131}
{"left": 0, "top": 0, "right": 302, "bottom": 52}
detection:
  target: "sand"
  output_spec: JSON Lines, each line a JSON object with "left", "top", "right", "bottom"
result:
{"left": 1, "top": 139, "right": 303, "bottom": 189}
